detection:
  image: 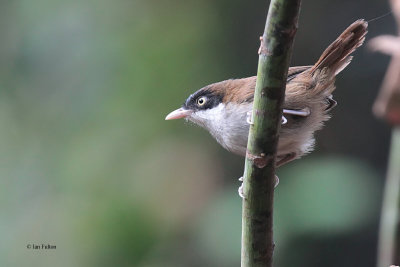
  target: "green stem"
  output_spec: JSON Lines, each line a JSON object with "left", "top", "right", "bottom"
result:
{"left": 240, "top": 0, "right": 301, "bottom": 266}
{"left": 377, "top": 127, "right": 400, "bottom": 267}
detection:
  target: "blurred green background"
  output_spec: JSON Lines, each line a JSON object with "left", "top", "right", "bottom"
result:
{"left": 0, "top": 0, "right": 393, "bottom": 266}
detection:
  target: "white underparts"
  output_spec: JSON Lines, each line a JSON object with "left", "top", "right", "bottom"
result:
{"left": 187, "top": 102, "right": 320, "bottom": 158}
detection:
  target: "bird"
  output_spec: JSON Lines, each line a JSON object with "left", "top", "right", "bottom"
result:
{"left": 166, "top": 20, "right": 368, "bottom": 168}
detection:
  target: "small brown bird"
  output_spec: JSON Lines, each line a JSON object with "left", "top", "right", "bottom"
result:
{"left": 166, "top": 20, "right": 368, "bottom": 167}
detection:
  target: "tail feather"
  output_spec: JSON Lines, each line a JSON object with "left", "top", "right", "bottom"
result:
{"left": 311, "top": 19, "right": 368, "bottom": 75}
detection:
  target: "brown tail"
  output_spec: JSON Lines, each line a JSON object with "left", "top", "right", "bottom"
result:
{"left": 311, "top": 19, "right": 368, "bottom": 75}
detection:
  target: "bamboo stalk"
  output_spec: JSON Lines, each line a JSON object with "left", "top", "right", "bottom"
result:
{"left": 378, "top": 127, "right": 400, "bottom": 267}
{"left": 368, "top": 1, "right": 400, "bottom": 266}
{"left": 240, "top": 1, "right": 301, "bottom": 266}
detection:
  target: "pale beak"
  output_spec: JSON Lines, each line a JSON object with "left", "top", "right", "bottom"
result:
{"left": 165, "top": 108, "right": 193, "bottom": 120}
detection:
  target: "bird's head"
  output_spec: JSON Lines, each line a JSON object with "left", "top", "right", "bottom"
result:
{"left": 165, "top": 86, "right": 223, "bottom": 126}
{"left": 165, "top": 78, "right": 255, "bottom": 126}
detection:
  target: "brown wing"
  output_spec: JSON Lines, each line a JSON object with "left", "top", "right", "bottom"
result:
{"left": 213, "top": 67, "right": 311, "bottom": 104}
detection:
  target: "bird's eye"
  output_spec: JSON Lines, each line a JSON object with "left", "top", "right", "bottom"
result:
{"left": 197, "top": 96, "right": 207, "bottom": 106}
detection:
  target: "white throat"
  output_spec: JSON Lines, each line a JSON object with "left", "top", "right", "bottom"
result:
{"left": 187, "top": 103, "right": 252, "bottom": 155}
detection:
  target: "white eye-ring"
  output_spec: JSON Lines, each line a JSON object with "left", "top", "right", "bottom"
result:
{"left": 197, "top": 96, "right": 207, "bottom": 106}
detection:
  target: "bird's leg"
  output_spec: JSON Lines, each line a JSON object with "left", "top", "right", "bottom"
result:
{"left": 276, "top": 152, "right": 297, "bottom": 167}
